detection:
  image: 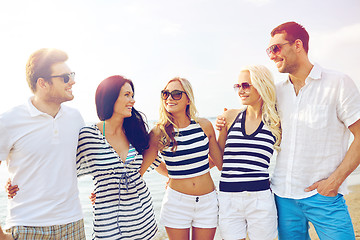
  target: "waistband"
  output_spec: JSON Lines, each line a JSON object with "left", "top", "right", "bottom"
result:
{"left": 219, "top": 189, "right": 272, "bottom": 197}
{"left": 167, "top": 187, "right": 217, "bottom": 201}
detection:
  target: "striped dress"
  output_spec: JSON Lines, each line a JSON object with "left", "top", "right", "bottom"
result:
{"left": 76, "top": 125, "right": 158, "bottom": 240}
{"left": 161, "top": 120, "right": 210, "bottom": 179}
{"left": 220, "top": 110, "right": 276, "bottom": 192}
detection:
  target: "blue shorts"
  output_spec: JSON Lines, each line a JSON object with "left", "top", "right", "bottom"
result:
{"left": 275, "top": 193, "right": 355, "bottom": 240}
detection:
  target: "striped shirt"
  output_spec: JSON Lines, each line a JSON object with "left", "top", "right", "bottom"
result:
{"left": 161, "top": 120, "right": 210, "bottom": 179}
{"left": 76, "top": 125, "right": 158, "bottom": 240}
{"left": 220, "top": 110, "right": 276, "bottom": 192}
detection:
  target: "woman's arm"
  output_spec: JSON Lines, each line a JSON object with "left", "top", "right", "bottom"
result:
{"left": 0, "top": 226, "right": 13, "bottom": 240}
{"left": 5, "top": 178, "right": 18, "bottom": 199}
{"left": 155, "top": 161, "right": 169, "bottom": 177}
{"left": 198, "top": 118, "right": 223, "bottom": 170}
{"left": 139, "top": 127, "right": 162, "bottom": 176}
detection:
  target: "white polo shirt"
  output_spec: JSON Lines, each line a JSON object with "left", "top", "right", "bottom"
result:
{"left": 271, "top": 63, "right": 360, "bottom": 199}
{"left": 0, "top": 98, "right": 85, "bottom": 228}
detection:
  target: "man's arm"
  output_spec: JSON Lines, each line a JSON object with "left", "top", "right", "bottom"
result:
{"left": 305, "top": 119, "right": 360, "bottom": 196}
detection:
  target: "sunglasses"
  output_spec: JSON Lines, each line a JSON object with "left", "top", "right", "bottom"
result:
{"left": 266, "top": 42, "right": 290, "bottom": 57}
{"left": 233, "top": 82, "right": 252, "bottom": 92}
{"left": 161, "top": 90, "right": 186, "bottom": 100}
{"left": 47, "top": 72, "right": 75, "bottom": 83}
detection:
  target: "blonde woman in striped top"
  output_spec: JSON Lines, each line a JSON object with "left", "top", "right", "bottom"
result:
{"left": 216, "top": 65, "right": 281, "bottom": 240}
{"left": 141, "top": 77, "right": 223, "bottom": 240}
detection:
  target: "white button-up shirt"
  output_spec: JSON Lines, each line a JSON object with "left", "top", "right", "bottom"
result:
{"left": 271, "top": 63, "right": 360, "bottom": 199}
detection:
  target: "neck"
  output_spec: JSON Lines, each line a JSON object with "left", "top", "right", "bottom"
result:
{"left": 32, "top": 95, "right": 61, "bottom": 118}
{"left": 246, "top": 104, "right": 262, "bottom": 120}
{"left": 104, "top": 116, "right": 125, "bottom": 135}
{"left": 171, "top": 112, "right": 191, "bottom": 128}
{"left": 289, "top": 58, "right": 313, "bottom": 85}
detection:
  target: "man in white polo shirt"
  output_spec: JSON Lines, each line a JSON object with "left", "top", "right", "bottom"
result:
{"left": 267, "top": 22, "right": 360, "bottom": 239}
{"left": 0, "top": 48, "right": 85, "bottom": 239}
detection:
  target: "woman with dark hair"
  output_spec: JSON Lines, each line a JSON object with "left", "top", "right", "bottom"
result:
{"left": 76, "top": 75, "right": 160, "bottom": 239}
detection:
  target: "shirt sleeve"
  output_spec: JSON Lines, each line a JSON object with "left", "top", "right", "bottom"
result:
{"left": 76, "top": 128, "right": 95, "bottom": 177}
{"left": 336, "top": 74, "right": 360, "bottom": 128}
{"left": 0, "top": 121, "right": 12, "bottom": 161}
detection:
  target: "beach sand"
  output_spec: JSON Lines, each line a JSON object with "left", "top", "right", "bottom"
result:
{"left": 309, "top": 184, "right": 360, "bottom": 240}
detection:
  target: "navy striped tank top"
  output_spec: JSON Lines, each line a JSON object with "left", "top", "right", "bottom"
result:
{"left": 161, "top": 120, "right": 210, "bottom": 179}
{"left": 220, "top": 110, "right": 276, "bottom": 192}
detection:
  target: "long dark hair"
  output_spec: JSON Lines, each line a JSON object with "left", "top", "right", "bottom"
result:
{"left": 95, "top": 75, "right": 149, "bottom": 154}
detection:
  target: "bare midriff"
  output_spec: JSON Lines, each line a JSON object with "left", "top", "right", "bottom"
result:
{"left": 168, "top": 172, "right": 215, "bottom": 196}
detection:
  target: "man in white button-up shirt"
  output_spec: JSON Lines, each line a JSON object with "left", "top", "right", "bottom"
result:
{"left": 267, "top": 22, "right": 360, "bottom": 240}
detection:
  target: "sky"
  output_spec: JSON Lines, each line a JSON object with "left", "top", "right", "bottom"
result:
{"left": 0, "top": 0, "right": 359, "bottom": 123}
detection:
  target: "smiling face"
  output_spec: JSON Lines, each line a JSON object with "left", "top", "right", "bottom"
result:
{"left": 113, "top": 82, "right": 135, "bottom": 119}
{"left": 162, "top": 80, "right": 189, "bottom": 116}
{"left": 46, "top": 62, "right": 75, "bottom": 104}
{"left": 268, "top": 33, "right": 298, "bottom": 74}
{"left": 237, "top": 70, "right": 262, "bottom": 107}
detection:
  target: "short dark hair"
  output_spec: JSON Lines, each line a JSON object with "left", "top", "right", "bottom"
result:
{"left": 26, "top": 48, "right": 68, "bottom": 93}
{"left": 271, "top": 21, "right": 309, "bottom": 53}
{"left": 95, "top": 75, "right": 149, "bottom": 153}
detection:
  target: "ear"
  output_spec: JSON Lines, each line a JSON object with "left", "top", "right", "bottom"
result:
{"left": 36, "top": 78, "right": 49, "bottom": 90}
{"left": 294, "top": 39, "right": 304, "bottom": 53}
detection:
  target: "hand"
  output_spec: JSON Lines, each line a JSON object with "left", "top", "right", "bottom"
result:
{"left": 215, "top": 108, "right": 228, "bottom": 131}
{"left": 5, "top": 179, "right": 18, "bottom": 199}
{"left": 165, "top": 178, "right": 170, "bottom": 189}
{"left": 89, "top": 192, "right": 96, "bottom": 205}
{"left": 305, "top": 178, "right": 339, "bottom": 197}
{"left": 0, "top": 226, "right": 14, "bottom": 240}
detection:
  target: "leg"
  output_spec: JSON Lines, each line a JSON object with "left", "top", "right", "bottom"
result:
{"left": 165, "top": 227, "right": 190, "bottom": 240}
{"left": 218, "top": 192, "right": 247, "bottom": 240}
{"left": 301, "top": 194, "right": 355, "bottom": 240}
{"left": 275, "top": 195, "right": 311, "bottom": 240}
{"left": 57, "top": 219, "right": 85, "bottom": 240}
{"left": 246, "top": 190, "right": 278, "bottom": 240}
{"left": 192, "top": 227, "right": 216, "bottom": 240}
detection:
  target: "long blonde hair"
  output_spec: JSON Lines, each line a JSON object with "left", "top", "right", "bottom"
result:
{"left": 157, "top": 77, "right": 198, "bottom": 151}
{"left": 241, "top": 65, "right": 282, "bottom": 151}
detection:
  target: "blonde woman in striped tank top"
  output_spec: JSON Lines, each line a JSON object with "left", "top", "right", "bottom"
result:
{"left": 141, "top": 77, "right": 223, "bottom": 240}
{"left": 216, "top": 65, "right": 281, "bottom": 240}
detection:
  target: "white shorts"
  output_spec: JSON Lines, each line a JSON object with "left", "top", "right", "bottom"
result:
{"left": 160, "top": 187, "right": 218, "bottom": 229}
{"left": 218, "top": 189, "right": 278, "bottom": 240}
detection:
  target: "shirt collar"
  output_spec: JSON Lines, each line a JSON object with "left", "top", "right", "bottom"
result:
{"left": 307, "top": 63, "right": 322, "bottom": 81}
{"left": 27, "top": 97, "right": 64, "bottom": 118}
{"left": 283, "top": 63, "right": 322, "bottom": 85}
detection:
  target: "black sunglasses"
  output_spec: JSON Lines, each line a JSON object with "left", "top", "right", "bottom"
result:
{"left": 266, "top": 42, "right": 290, "bottom": 57}
{"left": 233, "top": 82, "right": 252, "bottom": 92}
{"left": 161, "top": 90, "right": 186, "bottom": 100}
{"left": 47, "top": 72, "right": 75, "bottom": 83}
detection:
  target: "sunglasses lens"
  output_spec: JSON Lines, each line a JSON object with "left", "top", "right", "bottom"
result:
{"left": 241, "top": 83, "right": 251, "bottom": 89}
{"left": 273, "top": 45, "right": 281, "bottom": 54}
{"left": 63, "top": 75, "right": 70, "bottom": 83}
{"left": 161, "top": 91, "right": 169, "bottom": 100}
{"left": 171, "top": 90, "right": 182, "bottom": 100}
